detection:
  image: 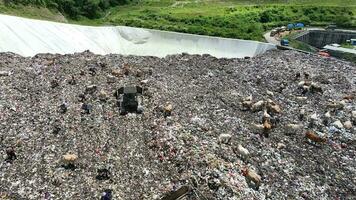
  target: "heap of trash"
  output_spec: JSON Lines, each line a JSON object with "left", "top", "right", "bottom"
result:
{"left": 0, "top": 50, "right": 355, "bottom": 199}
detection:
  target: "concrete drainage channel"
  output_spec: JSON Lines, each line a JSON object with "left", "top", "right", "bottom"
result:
{"left": 0, "top": 14, "right": 275, "bottom": 58}
{"left": 294, "top": 30, "right": 356, "bottom": 49}
{"left": 293, "top": 29, "right": 356, "bottom": 62}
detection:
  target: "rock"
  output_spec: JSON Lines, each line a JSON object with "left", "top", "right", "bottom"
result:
{"left": 251, "top": 123, "right": 264, "bottom": 132}
{"left": 252, "top": 100, "right": 264, "bottom": 112}
{"left": 136, "top": 69, "right": 143, "bottom": 77}
{"left": 298, "top": 81, "right": 322, "bottom": 93}
{"left": 263, "top": 110, "right": 271, "bottom": 121}
{"left": 96, "top": 168, "right": 111, "bottom": 180}
{"left": 208, "top": 177, "right": 221, "bottom": 190}
{"left": 122, "top": 63, "right": 130, "bottom": 75}
{"left": 352, "top": 111, "right": 356, "bottom": 120}
{"left": 85, "top": 84, "right": 97, "bottom": 94}
{"left": 295, "top": 72, "right": 301, "bottom": 80}
{"left": 310, "top": 113, "right": 319, "bottom": 124}
{"left": 59, "top": 103, "right": 68, "bottom": 114}
{"left": 111, "top": 69, "right": 122, "bottom": 77}
{"left": 44, "top": 192, "right": 50, "bottom": 199}
{"left": 63, "top": 153, "right": 77, "bottom": 162}
{"left": 267, "top": 90, "right": 274, "bottom": 96}
{"left": 266, "top": 100, "right": 281, "bottom": 113}
{"left": 236, "top": 144, "right": 250, "bottom": 158}
{"left": 163, "top": 104, "right": 173, "bottom": 117}
{"left": 305, "top": 131, "right": 326, "bottom": 143}
{"left": 101, "top": 189, "right": 112, "bottom": 200}
{"left": 106, "top": 75, "right": 116, "bottom": 83}
{"left": 242, "top": 100, "right": 253, "bottom": 109}
{"left": 98, "top": 90, "right": 108, "bottom": 101}
{"left": 164, "top": 104, "right": 173, "bottom": 112}
{"left": 324, "top": 111, "right": 331, "bottom": 118}
{"left": 81, "top": 103, "right": 92, "bottom": 114}
{"left": 296, "top": 96, "right": 308, "bottom": 102}
{"left": 310, "top": 82, "right": 322, "bottom": 93}
{"left": 327, "top": 100, "right": 345, "bottom": 110}
{"left": 140, "top": 79, "right": 149, "bottom": 84}
{"left": 50, "top": 80, "right": 59, "bottom": 88}
{"left": 263, "top": 120, "right": 272, "bottom": 130}
{"left": 303, "top": 72, "right": 310, "bottom": 79}
{"left": 62, "top": 153, "right": 77, "bottom": 169}
{"left": 218, "top": 134, "right": 232, "bottom": 144}
{"left": 299, "top": 109, "right": 306, "bottom": 120}
{"left": 344, "top": 121, "right": 352, "bottom": 129}
{"left": 298, "top": 80, "right": 307, "bottom": 87}
{"left": 302, "top": 85, "right": 310, "bottom": 93}
{"left": 68, "top": 75, "right": 76, "bottom": 85}
{"left": 0, "top": 71, "right": 10, "bottom": 76}
{"left": 78, "top": 93, "right": 86, "bottom": 102}
{"left": 88, "top": 66, "right": 97, "bottom": 76}
{"left": 285, "top": 123, "right": 302, "bottom": 135}
{"left": 343, "top": 95, "right": 354, "bottom": 101}
{"left": 323, "top": 111, "right": 331, "bottom": 125}
{"left": 137, "top": 105, "right": 144, "bottom": 114}
{"left": 242, "top": 167, "right": 261, "bottom": 190}
{"left": 243, "top": 95, "right": 253, "bottom": 102}
{"left": 241, "top": 95, "right": 253, "bottom": 109}
{"left": 277, "top": 143, "right": 286, "bottom": 149}
{"left": 79, "top": 70, "right": 85, "bottom": 76}
{"left": 5, "top": 147, "right": 16, "bottom": 162}
{"left": 332, "top": 120, "right": 344, "bottom": 129}
{"left": 52, "top": 126, "right": 61, "bottom": 135}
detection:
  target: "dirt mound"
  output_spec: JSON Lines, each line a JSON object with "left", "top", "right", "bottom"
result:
{"left": 0, "top": 50, "right": 355, "bottom": 199}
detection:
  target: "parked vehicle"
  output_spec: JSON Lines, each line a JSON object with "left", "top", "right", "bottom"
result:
{"left": 280, "top": 39, "right": 289, "bottom": 46}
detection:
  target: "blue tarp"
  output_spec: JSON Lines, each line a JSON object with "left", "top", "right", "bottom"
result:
{"left": 287, "top": 24, "right": 294, "bottom": 30}
{"left": 295, "top": 23, "right": 305, "bottom": 29}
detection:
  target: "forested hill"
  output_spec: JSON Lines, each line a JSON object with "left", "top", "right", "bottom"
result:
{"left": 2, "top": 0, "right": 129, "bottom": 19}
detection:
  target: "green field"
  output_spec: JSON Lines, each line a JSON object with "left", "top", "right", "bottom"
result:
{"left": 341, "top": 43, "right": 355, "bottom": 49}
{"left": 0, "top": 0, "right": 355, "bottom": 41}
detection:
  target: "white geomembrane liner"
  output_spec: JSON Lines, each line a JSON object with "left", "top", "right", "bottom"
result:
{"left": 0, "top": 14, "right": 276, "bottom": 58}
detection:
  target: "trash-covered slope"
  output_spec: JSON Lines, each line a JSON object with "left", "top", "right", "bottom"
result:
{"left": 0, "top": 50, "right": 355, "bottom": 199}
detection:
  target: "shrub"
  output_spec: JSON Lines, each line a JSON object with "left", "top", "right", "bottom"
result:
{"left": 4, "top": 0, "right": 130, "bottom": 19}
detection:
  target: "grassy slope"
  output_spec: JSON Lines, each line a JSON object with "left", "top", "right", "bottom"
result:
{"left": 0, "top": 0, "right": 67, "bottom": 22}
{"left": 341, "top": 43, "right": 356, "bottom": 49}
{"left": 0, "top": 0, "right": 355, "bottom": 41}
{"left": 104, "top": 1, "right": 356, "bottom": 40}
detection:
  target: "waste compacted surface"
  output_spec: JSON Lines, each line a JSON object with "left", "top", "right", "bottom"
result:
{"left": 0, "top": 14, "right": 275, "bottom": 58}
{"left": 0, "top": 50, "right": 355, "bottom": 199}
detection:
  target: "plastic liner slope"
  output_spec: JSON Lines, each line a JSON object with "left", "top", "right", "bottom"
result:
{"left": 0, "top": 14, "right": 275, "bottom": 58}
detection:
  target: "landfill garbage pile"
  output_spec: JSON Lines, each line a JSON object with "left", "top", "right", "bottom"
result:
{"left": 0, "top": 50, "right": 355, "bottom": 200}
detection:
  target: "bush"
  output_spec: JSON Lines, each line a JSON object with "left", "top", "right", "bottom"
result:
{"left": 4, "top": 0, "right": 130, "bottom": 19}
{"left": 299, "top": 16, "right": 311, "bottom": 25}
{"left": 334, "top": 15, "right": 353, "bottom": 27}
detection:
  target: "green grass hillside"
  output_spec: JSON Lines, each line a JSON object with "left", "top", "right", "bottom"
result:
{"left": 0, "top": 0, "right": 355, "bottom": 41}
